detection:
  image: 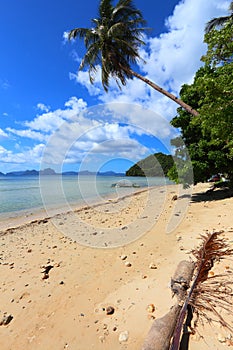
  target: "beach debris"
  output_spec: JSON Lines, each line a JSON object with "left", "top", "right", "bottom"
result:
{"left": 147, "top": 304, "right": 155, "bottom": 313}
{"left": 172, "top": 195, "right": 178, "bottom": 201}
{"left": 120, "top": 254, "right": 127, "bottom": 260}
{"left": 119, "top": 330, "right": 129, "bottom": 343}
{"left": 218, "top": 333, "right": 226, "bottom": 343}
{"left": 99, "top": 335, "right": 105, "bottom": 343}
{"left": 125, "top": 261, "right": 132, "bottom": 267}
{"left": 142, "top": 260, "right": 194, "bottom": 350}
{"left": 41, "top": 264, "right": 53, "bottom": 280}
{"left": 149, "top": 263, "right": 157, "bottom": 269}
{"left": 0, "top": 313, "right": 13, "bottom": 326}
{"left": 170, "top": 260, "right": 195, "bottom": 298}
{"left": 106, "top": 306, "right": 115, "bottom": 315}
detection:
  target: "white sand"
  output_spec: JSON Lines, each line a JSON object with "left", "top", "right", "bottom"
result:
{"left": 0, "top": 183, "right": 232, "bottom": 349}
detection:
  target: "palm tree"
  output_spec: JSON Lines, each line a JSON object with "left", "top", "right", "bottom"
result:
{"left": 68, "top": 0, "right": 199, "bottom": 117}
{"left": 205, "top": 1, "right": 233, "bottom": 33}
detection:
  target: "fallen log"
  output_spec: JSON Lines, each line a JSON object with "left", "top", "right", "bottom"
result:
{"left": 142, "top": 260, "right": 195, "bottom": 350}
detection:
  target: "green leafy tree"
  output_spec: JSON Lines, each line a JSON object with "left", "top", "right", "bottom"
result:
{"left": 169, "top": 22, "right": 233, "bottom": 186}
{"left": 68, "top": 0, "right": 198, "bottom": 116}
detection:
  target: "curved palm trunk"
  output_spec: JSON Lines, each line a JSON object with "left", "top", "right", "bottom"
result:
{"left": 128, "top": 68, "right": 199, "bottom": 117}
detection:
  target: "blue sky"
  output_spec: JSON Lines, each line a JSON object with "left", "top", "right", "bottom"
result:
{"left": 0, "top": 0, "right": 230, "bottom": 174}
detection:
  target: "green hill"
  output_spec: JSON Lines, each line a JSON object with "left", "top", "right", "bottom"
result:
{"left": 126, "top": 152, "right": 174, "bottom": 177}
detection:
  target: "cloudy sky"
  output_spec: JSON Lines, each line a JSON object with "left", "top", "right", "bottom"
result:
{"left": 0, "top": 0, "right": 230, "bottom": 173}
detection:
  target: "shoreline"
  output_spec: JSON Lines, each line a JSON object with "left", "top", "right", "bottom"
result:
{"left": 0, "top": 182, "right": 232, "bottom": 349}
{"left": 0, "top": 183, "right": 179, "bottom": 234}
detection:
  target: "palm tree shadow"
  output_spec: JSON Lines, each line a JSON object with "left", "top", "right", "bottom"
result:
{"left": 191, "top": 187, "right": 233, "bottom": 203}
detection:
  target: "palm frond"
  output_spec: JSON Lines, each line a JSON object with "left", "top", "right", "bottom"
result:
{"left": 205, "top": 16, "right": 233, "bottom": 33}
{"left": 170, "top": 232, "right": 233, "bottom": 350}
{"left": 68, "top": 27, "right": 90, "bottom": 40}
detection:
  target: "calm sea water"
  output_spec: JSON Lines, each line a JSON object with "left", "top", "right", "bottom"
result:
{"left": 0, "top": 175, "right": 171, "bottom": 218}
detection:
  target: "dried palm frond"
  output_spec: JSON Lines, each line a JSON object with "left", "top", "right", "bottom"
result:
{"left": 170, "top": 231, "right": 233, "bottom": 350}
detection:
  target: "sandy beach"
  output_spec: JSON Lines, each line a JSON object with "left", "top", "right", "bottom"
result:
{"left": 0, "top": 182, "right": 232, "bottom": 349}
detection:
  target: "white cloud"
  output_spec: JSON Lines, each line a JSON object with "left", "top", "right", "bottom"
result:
{"left": 25, "top": 97, "right": 87, "bottom": 133}
{"left": 6, "top": 127, "right": 47, "bottom": 142}
{"left": 0, "top": 79, "right": 10, "bottom": 90}
{"left": 0, "top": 144, "right": 45, "bottom": 165}
{"left": 0, "top": 128, "right": 8, "bottom": 138}
{"left": 69, "top": 70, "right": 102, "bottom": 96}
{"left": 37, "top": 103, "right": 50, "bottom": 113}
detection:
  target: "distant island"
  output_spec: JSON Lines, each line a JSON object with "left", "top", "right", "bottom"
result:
{"left": 0, "top": 168, "right": 125, "bottom": 177}
{"left": 126, "top": 152, "right": 174, "bottom": 177}
{"left": 0, "top": 153, "right": 174, "bottom": 178}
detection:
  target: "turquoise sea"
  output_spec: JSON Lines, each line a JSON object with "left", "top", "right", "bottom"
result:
{"left": 0, "top": 175, "right": 171, "bottom": 218}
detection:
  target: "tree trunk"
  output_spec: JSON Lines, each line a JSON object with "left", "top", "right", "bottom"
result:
{"left": 128, "top": 68, "right": 199, "bottom": 117}
{"left": 142, "top": 260, "right": 195, "bottom": 350}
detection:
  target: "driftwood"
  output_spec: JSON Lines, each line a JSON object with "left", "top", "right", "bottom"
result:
{"left": 142, "top": 260, "right": 195, "bottom": 350}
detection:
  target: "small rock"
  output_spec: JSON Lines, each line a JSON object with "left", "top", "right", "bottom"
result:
{"left": 148, "top": 314, "right": 156, "bottom": 320}
{"left": 99, "top": 335, "right": 105, "bottom": 343}
{"left": 172, "top": 195, "right": 178, "bottom": 201}
{"left": 149, "top": 263, "right": 157, "bottom": 269}
{"left": 218, "top": 333, "right": 226, "bottom": 343}
{"left": 120, "top": 255, "right": 127, "bottom": 260}
{"left": 119, "top": 330, "right": 129, "bottom": 343}
{"left": 0, "top": 314, "right": 13, "bottom": 326}
{"left": 42, "top": 273, "right": 49, "bottom": 280}
{"left": 106, "top": 306, "right": 115, "bottom": 315}
{"left": 147, "top": 304, "right": 155, "bottom": 313}
{"left": 125, "top": 261, "right": 132, "bottom": 267}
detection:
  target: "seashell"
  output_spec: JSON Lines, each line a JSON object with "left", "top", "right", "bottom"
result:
{"left": 106, "top": 306, "right": 115, "bottom": 315}
{"left": 149, "top": 263, "right": 157, "bottom": 269}
{"left": 125, "top": 261, "right": 132, "bottom": 267}
{"left": 119, "top": 331, "right": 129, "bottom": 342}
{"left": 147, "top": 304, "right": 155, "bottom": 313}
{"left": 218, "top": 333, "right": 226, "bottom": 343}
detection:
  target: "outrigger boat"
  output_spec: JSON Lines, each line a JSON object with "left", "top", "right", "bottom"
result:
{"left": 111, "top": 181, "right": 140, "bottom": 188}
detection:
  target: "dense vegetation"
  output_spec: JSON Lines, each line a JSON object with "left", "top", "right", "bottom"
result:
{"left": 126, "top": 152, "right": 174, "bottom": 177}
{"left": 168, "top": 9, "right": 233, "bottom": 186}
